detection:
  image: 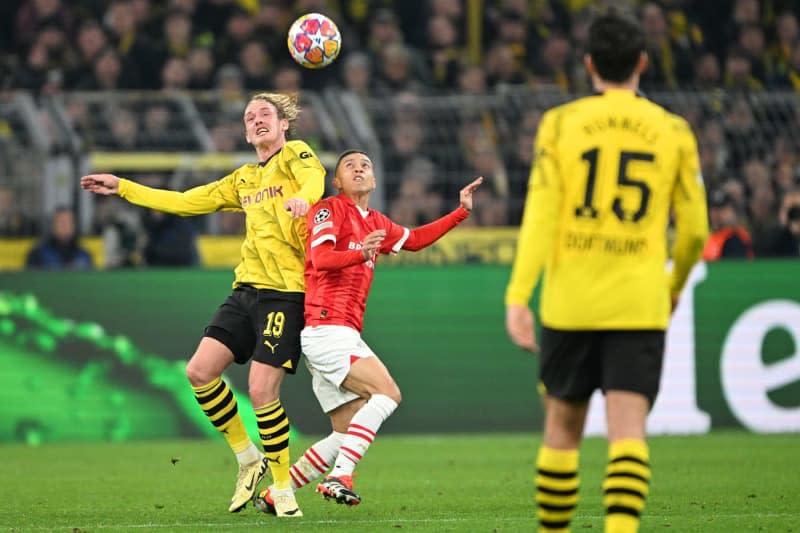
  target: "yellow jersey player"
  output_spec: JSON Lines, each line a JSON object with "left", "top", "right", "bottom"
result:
{"left": 81, "top": 93, "right": 324, "bottom": 518}
{"left": 505, "top": 12, "right": 708, "bottom": 533}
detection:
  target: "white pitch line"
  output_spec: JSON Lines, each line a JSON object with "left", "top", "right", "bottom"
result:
{"left": 4, "top": 513, "right": 800, "bottom": 531}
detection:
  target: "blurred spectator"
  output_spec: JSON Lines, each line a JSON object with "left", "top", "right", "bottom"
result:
{"left": 142, "top": 209, "right": 199, "bottom": 266}
{"left": 216, "top": 6, "right": 255, "bottom": 65}
{"left": 760, "top": 188, "right": 800, "bottom": 256}
{"left": 14, "top": 0, "right": 73, "bottom": 51}
{"left": 95, "top": 106, "right": 139, "bottom": 150}
{"left": 720, "top": 0, "right": 762, "bottom": 59}
{"left": 693, "top": 52, "right": 722, "bottom": 89}
{"left": 26, "top": 206, "right": 94, "bottom": 270}
{"left": 253, "top": 2, "right": 293, "bottom": 60}
{"left": 105, "top": 0, "right": 158, "bottom": 88}
{"left": 425, "top": 14, "right": 462, "bottom": 88}
{"left": 748, "top": 184, "right": 778, "bottom": 250}
{"left": 769, "top": 11, "right": 799, "bottom": 78}
{"left": 388, "top": 157, "right": 444, "bottom": 226}
{"left": 639, "top": 1, "right": 695, "bottom": 89}
{"left": 771, "top": 40, "right": 800, "bottom": 90}
{"left": 238, "top": 40, "right": 272, "bottom": 90}
{"left": 737, "top": 23, "right": 769, "bottom": 82}
{"left": 340, "top": 51, "right": 373, "bottom": 95}
{"left": 531, "top": 33, "right": 573, "bottom": 90}
{"left": 375, "top": 42, "right": 427, "bottom": 94}
{"left": 68, "top": 20, "right": 109, "bottom": 87}
{"left": 742, "top": 158, "right": 771, "bottom": 191}
{"left": 485, "top": 43, "right": 527, "bottom": 87}
{"left": 0, "top": 185, "right": 38, "bottom": 236}
{"left": 273, "top": 64, "right": 303, "bottom": 92}
{"left": 160, "top": 56, "right": 191, "bottom": 91}
{"left": 92, "top": 195, "right": 143, "bottom": 268}
{"left": 702, "top": 189, "right": 755, "bottom": 260}
{"left": 138, "top": 103, "right": 188, "bottom": 150}
{"left": 162, "top": 9, "right": 193, "bottom": 59}
{"left": 456, "top": 63, "right": 488, "bottom": 94}
{"left": 76, "top": 47, "right": 134, "bottom": 90}
{"left": 187, "top": 45, "right": 216, "bottom": 89}
{"left": 724, "top": 47, "right": 764, "bottom": 91}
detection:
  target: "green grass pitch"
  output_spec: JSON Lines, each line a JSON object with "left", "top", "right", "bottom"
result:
{"left": 3, "top": 432, "right": 798, "bottom": 532}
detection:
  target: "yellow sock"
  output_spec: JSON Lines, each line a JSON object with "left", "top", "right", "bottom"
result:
{"left": 535, "top": 446, "right": 579, "bottom": 533}
{"left": 192, "top": 377, "right": 252, "bottom": 453}
{"left": 254, "top": 399, "right": 291, "bottom": 489}
{"left": 604, "top": 439, "right": 650, "bottom": 533}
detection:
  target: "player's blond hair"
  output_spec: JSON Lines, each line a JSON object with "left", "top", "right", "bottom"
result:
{"left": 248, "top": 92, "right": 301, "bottom": 137}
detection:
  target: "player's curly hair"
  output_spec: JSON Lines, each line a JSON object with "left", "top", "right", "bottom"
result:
{"left": 248, "top": 92, "right": 301, "bottom": 137}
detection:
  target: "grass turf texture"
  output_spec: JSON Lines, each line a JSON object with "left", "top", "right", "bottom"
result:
{"left": 3, "top": 432, "right": 798, "bottom": 532}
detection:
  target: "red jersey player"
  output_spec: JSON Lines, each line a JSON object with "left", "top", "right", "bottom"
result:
{"left": 299, "top": 150, "right": 482, "bottom": 506}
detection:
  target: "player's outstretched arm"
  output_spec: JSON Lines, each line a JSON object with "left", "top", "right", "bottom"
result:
{"left": 81, "top": 174, "right": 121, "bottom": 195}
{"left": 401, "top": 176, "right": 483, "bottom": 251}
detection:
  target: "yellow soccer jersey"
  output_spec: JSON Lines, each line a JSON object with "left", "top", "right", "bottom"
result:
{"left": 118, "top": 140, "right": 325, "bottom": 292}
{"left": 506, "top": 89, "right": 709, "bottom": 330}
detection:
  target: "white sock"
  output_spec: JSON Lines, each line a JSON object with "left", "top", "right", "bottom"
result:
{"left": 289, "top": 432, "right": 346, "bottom": 489}
{"left": 235, "top": 442, "right": 262, "bottom": 466}
{"left": 331, "top": 394, "right": 398, "bottom": 477}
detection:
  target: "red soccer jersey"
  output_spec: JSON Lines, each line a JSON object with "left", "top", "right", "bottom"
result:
{"left": 304, "top": 194, "right": 409, "bottom": 331}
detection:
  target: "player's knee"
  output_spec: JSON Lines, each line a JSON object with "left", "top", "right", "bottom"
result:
{"left": 185, "top": 358, "right": 215, "bottom": 387}
{"left": 248, "top": 367, "right": 283, "bottom": 407}
{"left": 378, "top": 382, "right": 402, "bottom": 405}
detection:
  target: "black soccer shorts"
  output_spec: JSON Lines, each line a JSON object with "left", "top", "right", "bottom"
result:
{"left": 204, "top": 285, "right": 304, "bottom": 373}
{"left": 539, "top": 326, "right": 665, "bottom": 406}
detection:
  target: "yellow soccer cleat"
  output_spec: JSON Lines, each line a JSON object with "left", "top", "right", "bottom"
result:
{"left": 269, "top": 486, "right": 304, "bottom": 517}
{"left": 229, "top": 455, "right": 268, "bottom": 513}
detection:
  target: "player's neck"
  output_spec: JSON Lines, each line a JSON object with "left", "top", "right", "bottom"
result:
{"left": 254, "top": 138, "right": 286, "bottom": 163}
{"left": 592, "top": 75, "right": 639, "bottom": 93}
{"left": 345, "top": 191, "right": 370, "bottom": 211}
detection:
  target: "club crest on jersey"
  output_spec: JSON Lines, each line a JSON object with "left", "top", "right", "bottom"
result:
{"left": 314, "top": 208, "right": 331, "bottom": 224}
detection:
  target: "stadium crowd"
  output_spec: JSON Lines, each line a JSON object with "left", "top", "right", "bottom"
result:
{"left": 1, "top": 0, "right": 799, "bottom": 260}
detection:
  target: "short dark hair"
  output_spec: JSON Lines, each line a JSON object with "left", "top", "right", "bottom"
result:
{"left": 587, "top": 11, "right": 645, "bottom": 83}
{"left": 334, "top": 149, "right": 369, "bottom": 175}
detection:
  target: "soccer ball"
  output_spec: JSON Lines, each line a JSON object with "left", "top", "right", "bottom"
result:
{"left": 287, "top": 13, "right": 342, "bottom": 69}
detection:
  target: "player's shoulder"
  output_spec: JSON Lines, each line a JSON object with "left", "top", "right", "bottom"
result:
{"left": 310, "top": 195, "right": 344, "bottom": 225}
{"left": 539, "top": 95, "right": 592, "bottom": 132}
{"left": 282, "top": 139, "right": 318, "bottom": 161}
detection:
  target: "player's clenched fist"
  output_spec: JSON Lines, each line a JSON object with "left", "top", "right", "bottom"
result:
{"left": 81, "top": 174, "right": 121, "bottom": 195}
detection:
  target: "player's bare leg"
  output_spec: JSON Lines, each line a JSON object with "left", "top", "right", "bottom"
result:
{"left": 317, "top": 357, "right": 400, "bottom": 506}
{"left": 604, "top": 391, "right": 651, "bottom": 533}
{"left": 186, "top": 337, "right": 265, "bottom": 512}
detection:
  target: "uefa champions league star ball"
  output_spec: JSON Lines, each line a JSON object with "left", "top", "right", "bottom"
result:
{"left": 287, "top": 13, "right": 342, "bottom": 69}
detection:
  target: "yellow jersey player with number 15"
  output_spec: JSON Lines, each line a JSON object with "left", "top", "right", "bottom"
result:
{"left": 81, "top": 92, "right": 325, "bottom": 518}
{"left": 505, "top": 11, "right": 708, "bottom": 533}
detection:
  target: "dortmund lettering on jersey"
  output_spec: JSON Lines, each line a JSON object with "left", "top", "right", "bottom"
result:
{"left": 506, "top": 90, "right": 708, "bottom": 330}
{"left": 118, "top": 140, "right": 325, "bottom": 292}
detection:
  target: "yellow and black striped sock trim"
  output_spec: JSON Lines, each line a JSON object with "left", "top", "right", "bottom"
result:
{"left": 535, "top": 446, "right": 579, "bottom": 532}
{"left": 192, "top": 377, "right": 250, "bottom": 453}
{"left": 255, "top": 399, "right": 290, "bottom": 453}
{"left": 254, "top": 399, "right": 291, "bottom": 488}
{"left": 604, "top": 439, "right": 650, "bottom": 532}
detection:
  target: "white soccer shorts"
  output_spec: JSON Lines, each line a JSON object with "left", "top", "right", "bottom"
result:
{"left": 301, "top": 324, "right": 376, "bottom": 413}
